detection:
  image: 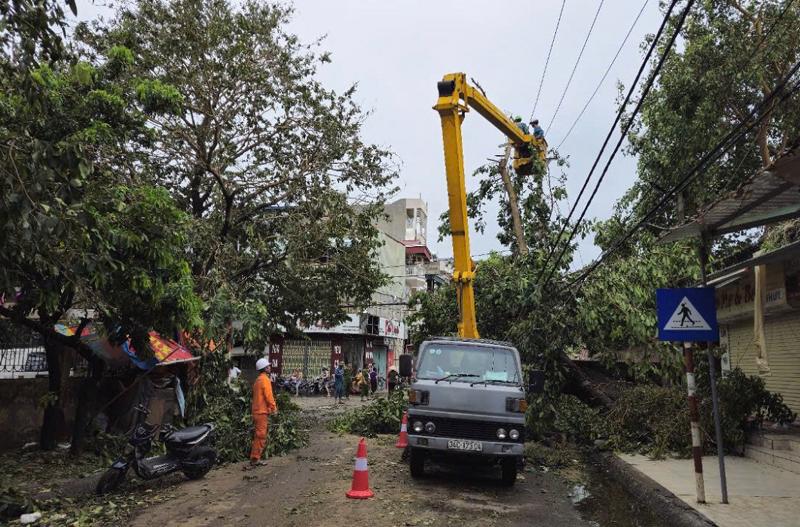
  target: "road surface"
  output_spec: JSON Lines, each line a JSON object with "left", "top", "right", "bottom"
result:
{"left": 127, "top": 398, "right": 593, "bottom": 527}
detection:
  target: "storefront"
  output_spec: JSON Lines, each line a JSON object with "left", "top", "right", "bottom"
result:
{"left": 265, "top": 313, "right": 408, "bottom": 381}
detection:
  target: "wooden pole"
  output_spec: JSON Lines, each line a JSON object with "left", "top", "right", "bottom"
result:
{"left": 498, "top": 142, "right": 529, "bottom": 256}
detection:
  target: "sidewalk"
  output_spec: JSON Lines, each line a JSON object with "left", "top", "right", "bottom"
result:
{"left": 618, "top": 453, "right": 800, "bottom": 527}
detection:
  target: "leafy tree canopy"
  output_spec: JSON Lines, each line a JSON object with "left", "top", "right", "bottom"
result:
{"left": 622, "top": 0, "right": 800, "bottom": 233}
{"left": 79, "top": 0, "right": 398, "bottom": 350}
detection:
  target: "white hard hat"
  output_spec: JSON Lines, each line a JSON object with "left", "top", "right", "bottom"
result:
{"left": 256, "top": 357, "right": 269, "bottom": 371}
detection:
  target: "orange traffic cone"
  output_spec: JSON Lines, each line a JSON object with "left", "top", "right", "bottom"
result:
{"left": 346, "top": 438, "right": 374, "bottom": 499}
{"left": 395, "top": 411, "right": 409, "bottom": 449}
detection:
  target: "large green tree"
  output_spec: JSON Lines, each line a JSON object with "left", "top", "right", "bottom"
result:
{"left": 81, "top": 0, "right": 396, "bottom": 349}
{"left": 623, "top": 0, "right": 800, "bottom": 230}
{"left": 1, "top": 1, "right": 201, "bottom": 449}
{"left": 567, "top": 1, "right": 800, "bottom": 381}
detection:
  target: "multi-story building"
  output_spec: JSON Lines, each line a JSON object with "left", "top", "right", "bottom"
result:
{"left": 264, "top": 198, "right": 450, "bottom": 383}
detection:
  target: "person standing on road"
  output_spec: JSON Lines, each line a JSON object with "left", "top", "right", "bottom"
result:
{"left": 356, "top": 368, "right": 369, "bottom": 401}
{"left": 334, "top": 363, "right": 345, "bottom": 404}
{"left": 344, "top": 363, "right": 352, "bottom": 400}
{"left": 369, "top": 365, "right": 378, "bottom": 396}
{"left": 387, "top": 367, "right": 399, "bottom": 396}
{"left": 248, "top": 358, "right": 277, "bottom": 468}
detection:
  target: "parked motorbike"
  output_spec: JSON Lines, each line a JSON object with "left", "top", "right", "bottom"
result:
{"left": 96, "top": 405, "right": 217, "bottom": 494}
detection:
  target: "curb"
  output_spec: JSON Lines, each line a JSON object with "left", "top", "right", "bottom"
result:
{"left": 595, "top": 452, "right": 717, "bottom": 527}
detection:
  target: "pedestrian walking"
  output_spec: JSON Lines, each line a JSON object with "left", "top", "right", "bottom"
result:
{"left": 334, "top": 363, "right": 345, "bottom": 404}
{"left": 369, "top": 365, "right": 378, "bottom": 395}
{"left": 321, "top": 366, "right": 331, "bottom": 397}
{"left": 356, "top": 368, "right": 369, "bottom": 401}
{"left": 248, "top": 358, "right": 277, "bottom": 468}
{"left": 387, "top": 367, "right": 399, "bottom": 396}
{"left": 679, "top": 302, "right": 695, "bottom": 327}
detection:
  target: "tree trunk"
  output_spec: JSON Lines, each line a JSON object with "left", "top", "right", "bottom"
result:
{"left": 70, "top": 357, "right": 104, "bottom": 456}
{"left": 560, "top": 354, "right": 614, "bottom": 409}
{"left": 499, "top": 142, "right": 529, "bottom": 256}
{"left": 40, "top": 337, "right": 71, "bottom": 450}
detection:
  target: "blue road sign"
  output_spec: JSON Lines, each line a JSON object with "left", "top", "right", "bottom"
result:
{"left": 656, "top": 288, "right": 719, "bottom": 342}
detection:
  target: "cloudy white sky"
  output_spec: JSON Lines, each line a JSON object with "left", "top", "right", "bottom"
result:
{"left": 285, "top": 0, "right": 663, "bottom": 266}
{"left": 77, "top": 0, "right": 664, "bottom": 267}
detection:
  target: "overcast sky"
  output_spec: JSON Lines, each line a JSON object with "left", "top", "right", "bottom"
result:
{"left": 284, "top": 0, "right": 663, "bottom": 267}
{"left": 77, "top": 0, "right": 664, "bottom": 267}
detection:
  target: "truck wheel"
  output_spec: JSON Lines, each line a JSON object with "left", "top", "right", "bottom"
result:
{"left": 500, "top": 458, "right": 517, "bottom": 486}
{"left": 409, "top": 447, "right": 425, "bottom": 478}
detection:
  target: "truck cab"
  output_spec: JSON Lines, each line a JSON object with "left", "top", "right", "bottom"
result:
{"left": 400, "top": 337, "right": 543, "bottom": 486}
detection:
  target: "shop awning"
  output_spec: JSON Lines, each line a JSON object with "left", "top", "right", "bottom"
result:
{"left": 660, "top": 146, "right": 800, "bottom": 244}
{"left": 705, "top": 240, "right": 800, "bottom": 285}
{"left": 54, "top": 324, "right": 197, "bottom": 369}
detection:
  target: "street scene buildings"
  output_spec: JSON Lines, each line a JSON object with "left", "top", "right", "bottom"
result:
{"left": 2, "top": 1, "right": 800, "bottom": 526}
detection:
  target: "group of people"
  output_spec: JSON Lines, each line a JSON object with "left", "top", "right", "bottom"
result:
{"left": 246, "top": 358, "right": 402, "bottom": 467}
{"left": 330, "top": 362, "right": 400, "bottom": 403}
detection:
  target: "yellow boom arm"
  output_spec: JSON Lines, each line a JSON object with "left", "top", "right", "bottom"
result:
{"left": 433, "top": 72, "right": 546, "bottom": 338}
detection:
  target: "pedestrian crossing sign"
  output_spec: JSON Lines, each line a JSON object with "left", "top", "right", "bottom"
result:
{"left": 656, "top": 288, "right": 719, "bottom": 342}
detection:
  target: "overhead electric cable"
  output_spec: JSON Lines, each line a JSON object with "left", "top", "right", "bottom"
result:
{"left": 567, "top": 64, "right": 800, "bottom": 291}
{"left": 534, "top": 0, "right": 683, "bottom": 287}
{"left": 539, "top": 0, "right": 697, "bottom": 292}
{"left": 530, "top": 0, "right": 567, "bottom": 121}
{"left": 560, "top": 0, "right": 800, "bottom": 290}
{"left": 556, "top": 0, "right": 651, "bottom": 149}
{"left": 545, "top": 0, "right": 606, "bottom": 135}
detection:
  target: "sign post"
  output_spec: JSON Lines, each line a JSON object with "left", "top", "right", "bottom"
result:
{"left": 657, "top": 287, "right": 726, "bottom": 504}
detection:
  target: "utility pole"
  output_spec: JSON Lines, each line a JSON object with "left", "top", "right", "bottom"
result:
{"left": 683, "top": 341, "right": 706, "bottom": 503}
{"left": 498, "top": 141, "right": 529, "bottom": 256}
{"left": 699, "top": 237, "right": 729, "bottom": 504}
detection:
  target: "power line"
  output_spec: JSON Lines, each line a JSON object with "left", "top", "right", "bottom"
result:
{"left": 561, "top": 0, "right": 799, "bottom": 290}
{"left": 556, "top": 0, "right": 651, "bottom": 149}
{"left": 568, "top": 66, "right": 800, "bottom": 291}
{"left": 530, "top": 0, "right": 567, "bottom": 122}
{"left": 535, "top": 0, "right": 683, "bottom": 288}
{"left": 545, "top": 0, "right": 606, "bottom": 135}
{"left": 539, "top": 0, "right": 696, "bottom": 292}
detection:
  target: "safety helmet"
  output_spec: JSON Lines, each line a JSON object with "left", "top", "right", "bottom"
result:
{"left": 531, "top": 119, "right": 539, "bottom": 125}
{"left": 256, "top": 357, "right": 269, "bottom": 371}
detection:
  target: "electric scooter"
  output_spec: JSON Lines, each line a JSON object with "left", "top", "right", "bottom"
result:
{"left": 96, "top": 405, "right": 217, "bottom": 494}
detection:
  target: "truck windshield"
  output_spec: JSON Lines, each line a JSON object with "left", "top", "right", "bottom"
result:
{"left": 416, "top": 344, "right": 520, "bottom": 384}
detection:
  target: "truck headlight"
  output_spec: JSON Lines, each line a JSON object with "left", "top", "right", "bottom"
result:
{"left": 413, "top": 421, "right": 424, "bottom": 433}
{"left": 424, "top": 421, "right": 436, "bottom": 433}
{"left": 496, "top": 428, "right": 507, "bottom": 440}
{"left": 509, "top": 429, "right": 520, "bottom": 440}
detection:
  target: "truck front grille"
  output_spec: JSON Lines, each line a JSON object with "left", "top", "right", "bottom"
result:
{"left": 418, "top": 417, "right": 523, "bottom": 443}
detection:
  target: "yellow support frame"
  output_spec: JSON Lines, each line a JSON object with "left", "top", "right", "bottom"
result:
{"left": 433, "top": 73, "right": 546, "bottom": 338}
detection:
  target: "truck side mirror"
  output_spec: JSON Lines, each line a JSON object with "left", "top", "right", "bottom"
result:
{"left": 527, "top": 370, "right": 545, "bottom": 394}
{"left": 399, "top": 355, "right": 413, "bottom": 378}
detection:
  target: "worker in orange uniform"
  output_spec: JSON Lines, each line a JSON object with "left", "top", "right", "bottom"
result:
{"left": 248, "top": 357, "right": 278, "bottom": 468}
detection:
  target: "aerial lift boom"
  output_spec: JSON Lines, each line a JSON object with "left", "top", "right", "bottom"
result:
{"left": 433, "top": 72, "right": 546, "bottom": 339}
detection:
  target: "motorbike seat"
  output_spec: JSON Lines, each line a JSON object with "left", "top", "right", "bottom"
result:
{"left": 165, "top": 424, "right": 211, "bottom": 443}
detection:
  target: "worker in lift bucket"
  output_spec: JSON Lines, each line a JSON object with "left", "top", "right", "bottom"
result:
{"left": 529, "top": 119, "right": 544, "bottom": 140}
{"left": 512, "top": 115, "right": 530, "bottom": 135}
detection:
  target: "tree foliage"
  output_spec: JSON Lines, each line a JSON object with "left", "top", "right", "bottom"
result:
{"left": 1, "top": 23, "right": 200, "bottom": 352}
{"left": 1, "top": 0, "right": 202, "bottom": 449}
{"left": 80, "top": 0, "right": 397, "bottom": 349}
{"left": 622, "top": 0, "right": 800, "bottom": 232}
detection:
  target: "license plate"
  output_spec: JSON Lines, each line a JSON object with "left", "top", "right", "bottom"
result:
{"left": 447, "top": 439, "right": 483, "bottom": 452}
